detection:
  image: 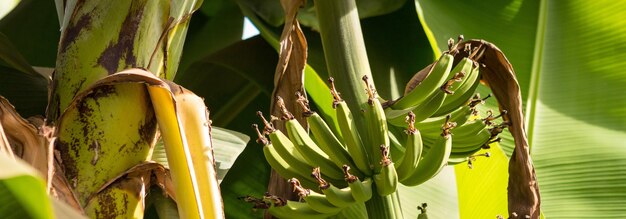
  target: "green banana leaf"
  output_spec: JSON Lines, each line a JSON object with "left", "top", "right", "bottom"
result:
{"left": 417, "top": 0, "right": 626, "bottom": 218}
{"left": 399, "top": 167, "right": 460, "bottom": 218}
{"left": 0, "top": 153, "right": 86, "bottom": 219}
{"left": 0, "top": 0, "right": 60, "bottom": 67}
{"left": 177, "top": 0, "right": 243, "bottom": 74}
{"left": 0, "top": 31, "right": 47, "bottom": 117}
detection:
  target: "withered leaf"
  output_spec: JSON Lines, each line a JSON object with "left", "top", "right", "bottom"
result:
{"left": 266, "top": 0, "right": 308, "bottom": 205}
{"left": 454, "top": 40, "right": 540, "bottom": 219}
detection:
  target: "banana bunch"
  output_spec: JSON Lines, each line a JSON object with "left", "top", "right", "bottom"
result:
{"left": 248, "top": 37, "right": 508, "bottom": 218}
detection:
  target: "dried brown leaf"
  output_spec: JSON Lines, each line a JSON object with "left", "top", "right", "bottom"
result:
{"left": 454, "top": 40, "right": 540, "bottom": 219}
{"left": 0, "top": 96, "right": 84, "bottom": 212}
{"left": 266, "top": 0, "right": 308, "bottom": 205}
{"left": 0, "top": 96, "right": 50, "bottom": 179}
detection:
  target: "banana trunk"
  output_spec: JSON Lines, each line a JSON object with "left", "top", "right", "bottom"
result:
{"left": 50, "top": 0, "right": 200, "bottom": 217}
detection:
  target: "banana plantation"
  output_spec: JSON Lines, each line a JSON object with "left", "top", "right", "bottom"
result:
{"left": 0, "top": 0, "right": 624, "bottom": 218}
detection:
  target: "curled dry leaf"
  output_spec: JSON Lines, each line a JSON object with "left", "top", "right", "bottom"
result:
{"left": 0, "top": 96, "right": 83, "bottom": 211}
{"left": 453, "top": 40, "right": 540, "bottom": 219}
{"left": 266, "top": 0, "right": 308, "bottom": 204}
{"left": 0, "top": 97, "right": 49, "bottom": 174}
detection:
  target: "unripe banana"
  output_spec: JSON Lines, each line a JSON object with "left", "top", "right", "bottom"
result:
{"left": 312, "top": 167, "right": 356, "bottom": 208}
{"left": 391, "top": 54, "right": 454, "bottom": 110}
{"left": 268, "top": 200, "right": 333, "bottom": 219}
{"left": 401, "top": 122, "right": 453, "bottom": 186}
{"left": 432, "top": 57, "right": 474, "bottom": 114}
{"left": 289, "top": 178, "right": 343, "bottom": 214}
{"left": 447, "top": 156, "right": 470, "bottom": 166}
{"left": 279, "top": 97, "right": 345, "bottom": 180}
{"left": 342, "top": 165, "right": 373, "bottom": 203}
{"left": 293, "top": 91, "right": 358, "bottom": 176}
{"left": 413, "top": 105, "right": 473, "bottom": 133}
{"left": 434, "top": 64, "right": 481, "bottom": 116}
{"left": 373, "top": 145, "right": 398, "bottom": 196}
{"left": 395, "top": 112, "right": 424, "bottom": 181}
{"left": 329, "top": 78, "right": 372, "bottom": 175}
{"left": 253, "top": 124, "right": 318, "bottom": 189}
{"left": 362, "top": 76, "right": 390, "bottom": 173}
{"left": 258, "top": 112, "right": 309, "bottom": 166}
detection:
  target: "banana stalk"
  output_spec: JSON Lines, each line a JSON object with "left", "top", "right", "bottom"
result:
{"left": 50, "top": 0, "right": 207, "bottom": 217}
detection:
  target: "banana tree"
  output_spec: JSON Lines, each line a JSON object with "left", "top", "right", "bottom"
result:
{"left": 0, "top": 0, "right": 249, "bottom": 218}
{"left": 232, "top": 0, "right": 538, "bottom": 218}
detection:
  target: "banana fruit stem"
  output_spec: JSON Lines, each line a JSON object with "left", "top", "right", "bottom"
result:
{"left": 365, "top": 189, "right": 404, "bottom": 219}
{"left": 314, "top": 0, "right": 374, "bottom": 131}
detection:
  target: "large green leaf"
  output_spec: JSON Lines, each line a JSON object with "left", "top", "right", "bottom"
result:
{"left": 0, "top": 153, "right": 89, "bottom": 219}
{"left": 0, "top": 65, "right": 48, "bottom": 117}
{"left": 0, "top": 0, "right": 60, "bottom": 67}
{"left": 398, "top": 167, "right": 459, "bottom": 218}
{"left": 0, "top": 32, "right": 48, "bottom": 117}
{"left": 527, "top": 1, "right": 626, "bottom": 217}
{"left": 415, "top": 0, "right": 538, "bottom": 217}
{"left": 417, "top": 0, "right": 626, "bottom": 218}
{"left": 0, "top": 153, "right": 52, "bottom": 219}
{"left": 175, "top": 36, "right": 275, "bottom": 130}
{"left": 220, "top": 143, "right": 270, "bottom": 219}
{"left": 178, "top": 0, "right": 243, "bottom": 74}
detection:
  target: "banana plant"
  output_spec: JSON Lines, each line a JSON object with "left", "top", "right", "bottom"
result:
{"left": 235, "top": 0, "right": 537, "bottom": 218}
{"left": 227, "top": 0, "right": 626, "bottom": 218}
{"left": 0, "top": 0, "right": 249, "bottom": 218}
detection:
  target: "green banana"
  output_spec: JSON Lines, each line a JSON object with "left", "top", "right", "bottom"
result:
{"left": 451, "top": 119, "right": 489, "bottom": 138}
{"left": 451, "top": 126, "right": 492, "bottom": 149}
{"left": 391, "top": 54, "right": 454, "bottom": 110}
{"left": 258, "top": 112, "right": 309, "bottom": 165}
{"left": 297, "top": 94, "right": 363, "bottom": 175}
{"left": 447, "top": 156, "right": 470, "bottom": 166}
{"left": 342, "top": 165, "right": 373, "bottom": 203}
{"left": 388, "top": 74, "right": 463, "bottom": 126}
{"left": 440, "top": 57, "right": 473, "bottom": 95}
{"left": 312, "top": 167, "right": 356, "bottom": 208}
{"left": 409, "top": 88, "right": 447, "bottom": 123}
{"left": 401, "top": 123, "right": 453, "bottom": 186}
{"left": 433, "top": 57, "right": 476, "bottom": 114}
{"left": 268, "top": 200, "right": 332, "bottom": 219}
{"left": 253, "top": 124, "right": 318, "bottom": 189}
{"left": 395, "top": 112, "right": 424, "bottom": 181}
{"left": 400, "top": 105, "right": 472, "bottom": 137}
{"left": 290, "top": 178, "right": 343, "bottom": 214}
{"left": 329, "top": 78, "right": 372, "bottom": 175}
{"left": 373, "top": 145, "right": 398, "bottom": 196}
{"left": 433, "top": 64, "right": 481, "bottom": 116}
{"left": 362, "top": 76, "right": 390, "bottom": 173}
{"left": 280, "top": 99, "right": 345, "bottom": 180}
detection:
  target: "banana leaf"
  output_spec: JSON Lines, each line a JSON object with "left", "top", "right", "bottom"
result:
{"left": 0, "top": 152, "right": 86, "bottom": 219}
{"left": 417, "top": 0, "right": 626, "bottom": 217}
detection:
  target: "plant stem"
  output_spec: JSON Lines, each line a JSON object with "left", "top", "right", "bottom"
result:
{"left": 314, "top": 0, "right": 374, "bottom": 114}
{"left": 365, "top": 188, "right": 404, "bottom": 219}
